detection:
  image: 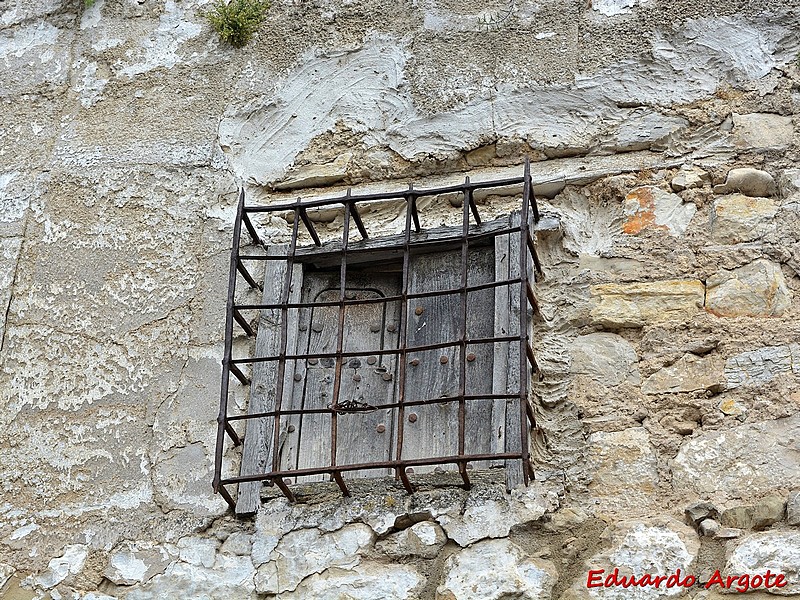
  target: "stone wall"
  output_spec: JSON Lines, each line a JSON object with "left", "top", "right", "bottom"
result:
{"left": 1, "top": 0, "right": 800, "bottom": 598}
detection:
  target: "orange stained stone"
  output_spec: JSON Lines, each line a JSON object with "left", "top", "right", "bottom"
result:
{"left": 622, "top": 187, "right": 668, "bottom": 234}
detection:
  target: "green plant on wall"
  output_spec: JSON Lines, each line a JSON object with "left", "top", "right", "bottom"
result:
{"left": 204, "top": 0, "right": 270, "bottom": 48}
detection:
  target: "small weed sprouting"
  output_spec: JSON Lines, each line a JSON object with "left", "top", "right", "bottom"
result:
{"left": 204, "top": 0, "right": 270, "bottom": 49}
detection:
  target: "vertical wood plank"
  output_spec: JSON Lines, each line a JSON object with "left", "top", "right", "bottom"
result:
{"left": 491, "top": 228, "right": 510, "bottom": 468}
{"left": 463, "top": 249, "right": 495, "bottom": 467}
{"left": 236, "top": 246, "right": 302, "bottom": 514}
{"left": 403, "top": 248, "right": 495, "bottom": 472}
{"left": 505, "top": 211, "right": 525, "bottom": 490}
{"left": 335, "top": 274, "right": 401, "bottom": 477}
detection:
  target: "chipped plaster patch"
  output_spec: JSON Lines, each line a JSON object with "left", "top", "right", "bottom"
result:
{"left": 118, "top": 1, "right": 204, "bottom": 78}
{"left": 591, "top": 0, "right": 639, "bottom": 17}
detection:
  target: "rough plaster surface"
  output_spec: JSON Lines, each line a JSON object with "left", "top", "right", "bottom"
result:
{"left": 1, "top": 0, "right": 800, "bottom": 598}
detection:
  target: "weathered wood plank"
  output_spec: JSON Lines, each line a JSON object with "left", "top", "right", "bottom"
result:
{"left": 462, "top": 251, "right": 495, "bottom": 468}
{"left": 335, "top": 276, "right": 401, "bottom": 477}
{"left": 504, "top": 211, "right": 525, "bottom": 490}
{"left": 491, "top": 227, "right": 510, "bottom": 468}
{"left": 294, "top": 280, "right": 338, "bottom": 483}
{"left": 402, "top": 248, "right": 495, "bottom": 472}
{"left": 236, "top": 247, "right": 302, "bottom": 514}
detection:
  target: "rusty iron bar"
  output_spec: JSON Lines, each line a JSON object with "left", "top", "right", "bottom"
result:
{"left": 217, "top": 482, "right": 237, "bottom": 509}
{"left": 233, "top": 309, "right": 254, "bottom": 337}
{"left": 226, "top": 393, "right": 523, "bottom": 421}
{"left": 458, "top": 461, "right": 471, "bottom": 490}
{"left": 242, "top": 174, "right": 533, "bottom": 213}
{"left": 298, "top": 207, "right": 322, "bottom": 246}
{"left": 525, "top": 283, "right": 540, "bottom": 316}
{"left": 396, "top": 466, "right": 414, "bottom": 494}
{"left": 346, "top": 188, "right": 369, "bottom": 240}
{"left": 526, "top": 232, "right": 544, "bottom": 279}
{"left": 238, "top": 223, "right": 524, "bottom": 262}
{"left": 467, "top": 189, "right": 481, "bottom": 225}
{"left": 214, "top": 189, "right": 246, "bottom": 494}
{"left": 236, "top": 258, "right": 261, "bottom": 290}
{"left": 273, "top": 477, "right": 297, "bottom": 502}
{"left": 235, "top": 276, "right": 525, "bottom": 311}
{"left": 270, "top": 206, "right": 301, "bottom": 473}
{"left": 229, "top": 363, "right": 250, "bottom": 386}
{"left": 394, "top": 193, "right": 415, "bottom": 480}
{"left": 329, "top": 202, "right": 352, "bottom": 482}
{"left": 221, "top": 451, "right": 526, "bottom": 484}
{"left": 241, "top": 209, "right": 262, "bottom": 246}
{"left": 456, "top": 177, "right": 470, "bottom": 490}
{"left": 519, "top": 158, "right": 533, "bottom": 486}
{"left": 231, "top": 334, "right": 521, "bottom": 365}
{"left": 332, "top": 471, "right": 351, "bottom": 497}
{"left": 527, "top": 173, "right": 540, "bottom": 223}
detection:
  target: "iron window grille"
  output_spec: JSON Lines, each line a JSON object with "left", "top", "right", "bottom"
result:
{"left": 213, "top": 159, "right": 545, "bottom": 513}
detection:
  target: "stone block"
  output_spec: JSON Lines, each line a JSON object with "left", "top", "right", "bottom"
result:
{"left": 622, "top": 186, "right": 697, "bottom": 236}
{"left": 437, "top": 539, "right": 557, "bottom": 600}
{"left": 732, "top": 113, "right": 794, "bottom": 152}
{"left": 685, "top": 501, "right": 718, "bottom": 525}
{"left": 275, "top": 153, "right": 352, "bottom": 190}
{"left": 586, "top": 428, "right": 659, "bottom": 513}
{"left": 376, "top": 521, "right": 446, "bottom": 559}
{"left": 279, "top": 562, "right": 424, "bottom": 600}
{"left": 788, "top": 491, "right": 800, "bottom": 526}
{"left": 705, "top": 259, "right": 792, "bottom": 317}
{"left": 105, "top": 544, "right": 171, "bottom": 585}
{"left": 560, "top": 519, "right": 700, "bottom": 600}
{"left": 752, "top": 496, "right": 785, "bottom": 530}
{"left": 590, "top": 280, "right": 705, "bottom": 328}
{"left": 570, "top": 332, "right": 641, "bottom": 386}
{"left": 721, "top": 506, "right": 754, "bottom": 529}
{"left": 713, "top": 168, "right": 777, "bottom": 197}
{"left": 699, "top": 519, "right": 721, "bottom": 537}
{"left": 255, "top": 524, "right": 374, "bottom": 594}
{"left": 671, "top": 167, "right": 709, "bottom": 192}
{"left": 672, "top": 415, "right": 800, "bottom": 497}
{"left": 726, "top": 532, "right": 800, "bottom": 594}
{"left": 710, "top": 194, "right": 778, "bottom": 243}
{"left": 641, "top": 353, "right": 725, "bottom": 394}
{"left": 715, "top": 527, "right": 743, "bottom": 539}
{"left": 725, "top": 344, "right": 800, "bottom": 388}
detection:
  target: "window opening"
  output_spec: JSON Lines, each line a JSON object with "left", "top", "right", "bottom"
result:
{"left": 213, "top": 159, "right": 546, "bottom": 513}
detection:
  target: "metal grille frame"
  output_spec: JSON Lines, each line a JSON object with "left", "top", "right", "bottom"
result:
{"left": 213, "top": 159, "right": 544, "bottom": 509}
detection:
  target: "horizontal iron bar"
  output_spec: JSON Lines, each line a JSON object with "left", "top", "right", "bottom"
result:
{"left": 234, "top": 277, "right": 523, "bottom": 311}
{"left": 237, "top": 224, "right": 524, "bottom": 263}
{"left": 225, "top": 393, "right": 521, "bottom": 421}
{"left": 220, "top": 451, "right": 525, "bottom": 484}
{"left": 230, "top": 335, "right": 520, "bottom": 364}
{"left": 243, "top": 176, "right": 528, "bottom": 213}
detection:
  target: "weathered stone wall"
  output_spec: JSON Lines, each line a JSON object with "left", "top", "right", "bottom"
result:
{"left": 1, "top": 0, "right": 800, "bottom": 598}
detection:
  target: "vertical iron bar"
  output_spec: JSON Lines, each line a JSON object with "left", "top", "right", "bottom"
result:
{"left": 409, "top": 184, "right": 421, "bottom": 233}
{"left": 468, "top": 188, "right": 481, "bottom": 225}
{"left": 214, "top": 189, "right": 246, "bottom": 493}
{"left": 270, "top": 204, "right": 301, "bottom": 473}
{"left": 519, "top": 158, "right": 532, "bottom": 485}
{"left": 330, "top": 203, "right": 351, "bottom": 477}
{"left": 393, "top": 192, "right": 415, "bottom": 492}
{"left": 457, "top": 177, "right": 470, "bottom": 489}
{"left": 527, "top": 173, "right": 540, "bottom": 223}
